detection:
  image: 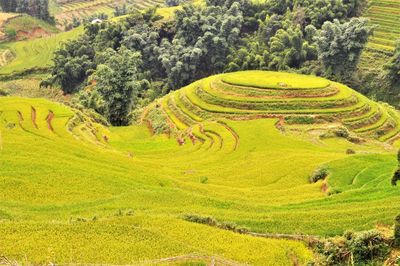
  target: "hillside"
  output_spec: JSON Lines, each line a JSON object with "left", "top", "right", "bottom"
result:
{"left": 359, "top": 0, "right": 399, "bottom": 78}
{"left": 0, "top": 1, "right": 183, "bottom": 77}
{"left": 0, "top": 26, "right": 83, "bottom": 76}
{"left": 152, "top": 71, "right": 400, "bottom": 144}
{"left": 365, "top": 0, "right": 399, "bottom": 51}
{"left": 54, "top": 0, "right": 165, "bottom": 23}
{"left": 1, "top": 71, "right": 399, "bottom": 264}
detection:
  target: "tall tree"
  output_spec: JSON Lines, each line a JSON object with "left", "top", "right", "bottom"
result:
{"left": 315, "top": 18, "right": 373, "bottom": 80}
{"left": 268, "top": 26, "right": 317, "bottom": 70}
{"left": 384, "top": 40, "right": 400, "bottom": 87}
{"left": 89, "top": 47, "right": 142, "bottom": 126}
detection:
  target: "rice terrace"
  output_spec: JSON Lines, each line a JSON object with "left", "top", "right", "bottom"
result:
{"left": 0, "top": 0, "right": 399, "bottom": 265}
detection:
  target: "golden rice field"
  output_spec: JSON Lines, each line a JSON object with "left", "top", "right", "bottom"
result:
{"left": 0, "top": 71, "right": 399, "bottom": 264}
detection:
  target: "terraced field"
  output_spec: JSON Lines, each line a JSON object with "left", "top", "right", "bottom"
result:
{"left": 55, "top": 0, "right": 165, "bottom": 22}
{"left": 359, "top": 0, "right": 399, "bottom": 76}
{"left": 150, "top": 71, "right": 400, "bottom": 145}
{"left": 365, "top": 0, "right": 400, "bottom": 51}
{"left": 1, "top": 71, "right": 399, "bottom": 264}
{"left": 0, "top": 26, "right": 83, "bottom": 76}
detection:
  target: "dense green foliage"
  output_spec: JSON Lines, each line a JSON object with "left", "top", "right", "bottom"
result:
{"left": 88, "top": 47, "right": 142, "bottom": 126}
{"left": 384, "top": 40, "right": 400, "bottom": 87}
{"left": 391, "top": 149, "right": 400, "bottom": 186}
{"left": 316, "top": 230, "right": 390, "bottom": 265}
{"left": 0, "top": 0, "right": 53, "bottom": 22}
{"left": 395, "top": 214, "right": 400, "bottom": 247}
{"left": 315, "top": 18, "right": 373, "bottom": 80}
{"left": 43, "top": 34, "right": 95, "bottom": 93}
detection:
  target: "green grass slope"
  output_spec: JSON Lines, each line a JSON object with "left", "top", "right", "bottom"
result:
{"left": 1, "top": 71, "right": 399, "bottom": 264}
{"left": 0, "top": 26, "right": 83, "bottom": 76}
{"left": 3, "top": 15, "right": 59, "bottom": 37}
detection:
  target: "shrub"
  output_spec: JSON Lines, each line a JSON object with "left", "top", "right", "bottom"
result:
{"left": 183, "top": 214, "right": 218, "bottom": 226}
{"left": 392, "top": 169, "right": 400, "bottom": 186}
{"left": 182, "top": 214, "right": 249, "bottom": 234}
{"left": 285, "top": 116, "right": 315, "bottom": 124}
{"left": 347, "top": 230, "right": 390, "bottom": 263}
{"left": 0, "top": 88, "right": 9, "bottom": 96}
{"left": 199, "top": 176, "right": 208, "bottom": 184}
{"left": 397, "top": 149, "right": 400, "bottom": 164}
{"left": 4, "top": 28, "right": 17, "bottom": 39}
{"left": 310, "top": 167, "right": 329, "bottom": 183}
{"left": 317, "top": 230, "right": 390, "bottom": 265}
{"left": 165, "top": 0, "right": 186, "bottom": 6}
{"left": 395, "top": 214, "right": 400, "bottom": 247}
{"left": 146, "top": 105, "right": 170, "bottom": 134}
{"left": 333, "top": 127, "right": 350, "bottom": 138}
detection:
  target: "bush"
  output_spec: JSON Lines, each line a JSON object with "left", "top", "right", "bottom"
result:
{"left": 395, "top": 214, "right": 400, "bottom": 247}
{"left": 146, "top": 105, "right": 170, "bottom": 134}
{"left": 165, "top": 0, "right": 186, "bottom": 6}
{"left": 310, "top": 167, "right": 329, "bottom": 183}
{"left": 182, "top": 214, "right": 249, "bottom": 234}
{"left": 199, "top": 176, "right": 208, "bottom": 184}
{"left": 4, "top": 28, "right": 17, "bottom": 39}
{"left": 0, "top": 88, "right": 9, "bottom": 96}
{"left": 317, "top": 230, "right": 390, "bottom": 265}
{"left": 285, "top": 116, "right": 315, "bottom": 124}
{"left": 347, "top": 230, "right": 390, "bottom": 263}
{"left": 392, "top": 169, "right": 400, "bottom": 186}
{"left": 183, "top": 214, "right": 218, "bottom": 226}
{"left": 333, "top": 127, "right": 350, "bottom": 138}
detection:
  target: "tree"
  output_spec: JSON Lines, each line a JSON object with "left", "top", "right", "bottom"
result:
{"left": 160, "top": 1, "right": 244, "bottom": 89}
{"left": 122, "top": 22, "right": 163, "bottom": 78}
{"left": 43, "top": 35, "right": 96, "bottom": 93}
{"left": 1, "top": 0, "right": 53, "bottom": 22}
{"left": 268, "top": 26, "right": 317, "bottom": 70}
{"left": 395, "top": 214, "right": 400, "bottom": 247}
{"left": 392, "top": 149, "right": 400, "bottom": 186}
{"left": 89, "top": 47, "right": 142, "bottom": 126}
{"left": 165, "top": 0, "right": 185, "bottom": 7}
{"left": 384, "top": 40, "right": 400, "bottom": 87}
{"left": 315, "top": 18, "right": 373, "bottom": 81}
{"left": 258, "top": 14, "right": 284, "bottom": 45}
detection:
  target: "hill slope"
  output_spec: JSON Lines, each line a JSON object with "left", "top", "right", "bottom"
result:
{"left": 365, "top": 0, "right": 399, "bottom": 51}
{"left": 150, "top": 71, "right": 400, "bottom": 144}
{"left": 1, "top": 71, "right": 399, "bottom": 264}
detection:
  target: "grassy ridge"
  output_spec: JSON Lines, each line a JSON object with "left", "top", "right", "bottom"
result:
{"left": 157, "top": 71, "right": 400, "bottom": 142}
{"left": 0, "top": 26, "right": 83, "bottom": 75}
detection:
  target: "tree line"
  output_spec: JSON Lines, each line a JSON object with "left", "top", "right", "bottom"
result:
{"left": 0, "top": 0, "right": 53, "bottom": 22}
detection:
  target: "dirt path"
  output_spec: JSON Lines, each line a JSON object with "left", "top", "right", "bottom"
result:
{"left": 16, "top": 27, "right": 52, "bottom": 41}
{"left": 31, "top": 107, "right": 38, "bottom": 129}
{"left": 46, "top": 111, "right": 55, "bottom": 132}
{"left": 140, "top": 254, "right": 245, "bottom": 266}
{"left": 218, "top": 121, "right": 240, "bottom": 151}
